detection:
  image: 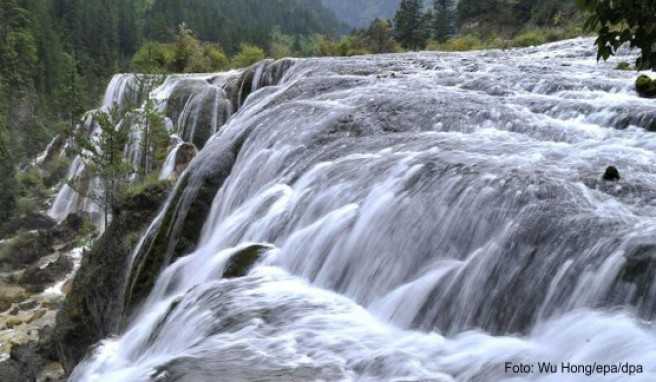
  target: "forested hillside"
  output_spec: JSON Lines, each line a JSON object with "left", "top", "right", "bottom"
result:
{"left": 144, "top": 0, "right": 345, "bottom": 54}
{"left": 319, "top": 0, "right": 403, "bottom": 28}
{"left": 457, "top": 0, "right": 581, "bottom": 35}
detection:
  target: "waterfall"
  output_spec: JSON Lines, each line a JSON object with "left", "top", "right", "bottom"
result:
{"left": 70, "top": 39, "right": 656, "bottom": 381}
{"left": 47, "top": 70, "right": 248, "bottom": 230}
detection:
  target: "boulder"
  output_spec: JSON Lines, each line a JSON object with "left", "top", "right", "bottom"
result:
{"left": 602, "top": 166, "right": 620, "bottom": 182}
{"left": 222, "top": 244, "right": 274, "bottom": 279}
{"left": 635, "top": 75, "right": 656, "bottom": 98}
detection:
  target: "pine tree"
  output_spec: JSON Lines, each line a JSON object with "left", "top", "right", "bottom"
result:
{"left": 140, "top": 98, "right": 168, "bottom": 177}
{"left": 393, "top": 0, "right": 428, "bottom": 51}
{"left": 363, "top": 18, "right": 399, "bottom": 54}
{"left": 433, "top": 0, "right": 454, "bottom": 42}
{"left": 73, "top": 106, "right": 132, "bottom": 228}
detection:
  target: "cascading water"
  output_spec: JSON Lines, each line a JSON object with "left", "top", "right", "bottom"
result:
{"left": 47, "top": 71, "right": 243, "bottom": 230}
{"left": 70, "top": 39, "right": 656, "bottom": 381}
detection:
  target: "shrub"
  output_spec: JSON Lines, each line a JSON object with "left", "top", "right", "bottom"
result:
{"left": 438, "top": 35, "right": 484, "bottom": 51}
{"left": 204, "top": 45, "right": 229, "bottom": 71}
{"left": 511, "top": 30, "right": 546, "bottom": 47}
{"left": 132, "top": 41, "right": 174, "bottom": 74}
{"left": 15, "top": 197, "right": 37, "bottom": 216}
{"left": 231, "top": 44, "right": 266, "bottom": 68}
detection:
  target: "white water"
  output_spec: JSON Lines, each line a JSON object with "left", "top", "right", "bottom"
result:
{"left": 70, "top": 39, "right": 656, "bottom": 381}
{"left": 48, "top": 72, "right": 241, "bottom": 229}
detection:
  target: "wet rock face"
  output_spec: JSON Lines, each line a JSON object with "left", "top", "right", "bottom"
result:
{"left": 53, "top": 180, "right": 171, "bottom": 373}
{"left": 222, "top": 244, "right": 274, "bottom": 279}
{"left": 174, "top": 143, "right": 197, "bottom": 178}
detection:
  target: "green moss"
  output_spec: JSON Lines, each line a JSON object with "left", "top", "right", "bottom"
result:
{"left": 615, "top": 61, "right": 632, "bottom": 71}
{"left": 636, "top": 75, "right": 656, "bottom": 98}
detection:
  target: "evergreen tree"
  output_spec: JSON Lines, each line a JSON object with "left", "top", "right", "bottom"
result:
{"left": 363, "top": 19, "right": 399, "bottom": 54}
{"left": 73, "top": 106, "right": 132, "bottom": 228}
{"left": 140, "top": 98, "right": 168, "bottom": 177}
{"left": 393, "top": 0, "right": 428, "bottom": 50}
{"left": 433, "top": 0, "right": 454, "bottom": 42}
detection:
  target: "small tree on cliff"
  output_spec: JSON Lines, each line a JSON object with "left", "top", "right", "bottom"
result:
{"left": 577, "top": 0, "right": 656, "bottom": 70}
{"left": 72, "top": 105, "right": 132, "bottom": 228}
{"left": 139, "top": 98, "right": 168, "bottom": 178}
{"left": 394, "top": 0, "right": 429, "bottom": 51}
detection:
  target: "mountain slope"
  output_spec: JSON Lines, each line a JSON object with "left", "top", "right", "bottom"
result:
{"left": 319, "top": 0, "right": 402, "bottom": 28}
{"left": 144, "top": 0, "right": 346, "bottom": 53}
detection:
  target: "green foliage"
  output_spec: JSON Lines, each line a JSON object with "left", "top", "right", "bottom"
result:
{"left": 615, "top": 62, "right": 632, "bottom": 71}
{"left": 132, "top": 26, "right": 230, "bottom": 73}
{"left": 431, "top": 34, "right": 484, "bottom": 51}
{"left": 131, "top": 42, "right": 175, "bottom": 74}
{"left": 512, "top": 30, "right": 547, "bottom": 47}
{"left": 360, "top": 18, "right": 400, "bottom": 54}
{"left": 125, "top": 173, "right": 170, "bottom": 199}
{"left": 577, "top": 0, "right": 656, "bottom": 70}
{"left": 231, "top": 44, "right": 266, "bottom": 68}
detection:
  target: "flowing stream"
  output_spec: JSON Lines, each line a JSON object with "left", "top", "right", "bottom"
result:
{"left": 67, "top": 39, "right": 656, "bottom": 381}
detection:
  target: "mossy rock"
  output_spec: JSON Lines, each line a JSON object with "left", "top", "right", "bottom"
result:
{"left": 636, "top": 75, "right": 656, "bottom": 98}
{"left": 53, "top": 180, "right": 171, "bottom": 373}
{"left": 615, "top": 61, "right": 632, "bottom": 71}
{"left": 222, "top": 244, "right": 274, "bottom": 279}
{"left": 124, "top": 136, "right": 242, "bottom": 315}
{"left": 620, "top": 243, "right": 656, "bottom": 283}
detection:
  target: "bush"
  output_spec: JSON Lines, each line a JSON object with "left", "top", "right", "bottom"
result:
{"left": 16, "top": 167, "right": 48, "bottom": 201}
{"left": 204, "top": 45, "right": 229, "bottom": 70}
{"left": 231, "top": 44, "right": 266, "bottom": 68}
{"left": 437, "top": 35, "right": 484, "bottom": 51}
{"left": 15, "top": 197, "right": 37, "bottom": 216}
{"left": 131, "top": 41, "right": 174, "bottom": 73}
{"left": 511, "top": 30, "right": 546, "bottom": 47}
{"left": 43, "top": 157, "right": 71, "bottom": 188}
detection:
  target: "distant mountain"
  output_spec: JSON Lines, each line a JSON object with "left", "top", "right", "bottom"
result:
{"left": 319, "top": 0, "right": 402, "bottom": 28}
